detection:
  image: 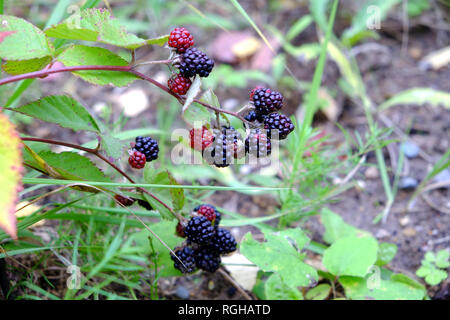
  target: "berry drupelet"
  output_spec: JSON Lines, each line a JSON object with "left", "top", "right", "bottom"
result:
{"left": 195, "top": 247, "right": 222, "bottom": 273}
{"left": 251, "top": 87, "right": 284, "bottom": 115}
{"left": 168, "top": 73, "right": 192, "bottom": 95}
{"left": 210, "top": 228, "right": 237, "bottom": 255}
{"left": 128, "top": 150, "right": 146, "bottom": 169}
{"left": 203, "top": 126, "right": 245, "bottom": 168}
{"left": 168, "top": 27, "right": 194, "bottom": 53}
{"left": 179, "top": 47, "right": 214, "bottom": 78}
{"left": 171, "top": 246, "right": 197, "bottom": 273}
{"left": 193, "top": 204, "right": 221, "bottom": 226}
{"left": 134, "top": 136, "right": 159, "bottom": 162}
{"left": 189, "top": 126, "right": 214, "bottom": 152}
{"left": 184, "top": 215, "right": 215, "bottom": 245}
{"left": 264, "top": 113, "right": 295, "bottom": 140}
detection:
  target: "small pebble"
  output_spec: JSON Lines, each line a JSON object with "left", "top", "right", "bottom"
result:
{"left": 375, "top": 229, "right": 390, "bottom": 239}
{"left": 402, "top": 227, "right": 417, "bottom": 237}
{"left": 401, "top": 141, "right": 420, "bottom": 159}
{"left": 175, "top": 286, "right": 190, "bottom": 299}
{"left": 399, "top": 177, "right": 418, "bottom": 190}
{"left": 365, "top": 166, "right": 379, "bottom": 179}
{"left": 399, "top": 216, "right": 410, "bottom": 226}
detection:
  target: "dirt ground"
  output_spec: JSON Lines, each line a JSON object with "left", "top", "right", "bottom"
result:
{"left": 5, "top": 4, "right": 450, "bottom": 300}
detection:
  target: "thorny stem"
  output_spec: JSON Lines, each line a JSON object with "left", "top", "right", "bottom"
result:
{"left": 0, "top": 64, "right": 249, "bottom": 123}
{"left": 20, "top": 137, "right": 186, "bottom": 223}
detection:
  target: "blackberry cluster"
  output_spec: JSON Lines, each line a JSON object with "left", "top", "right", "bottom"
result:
{"left": 245, "top": 129, "right": 271, "bottom": 158}
{"left": 171, "top": 205, "right": 236, "bottom": 274}
{"left": 178, "top": 47, "right": 215, "bottom": 78}
{"left": 251, "top": 87, "right": 283, "bottom": 115}
{"left": 168, "top": 27, "right": 194, "bottom": 53}
{"left": 167, "top": 74, "right": 192, "bottom": 95}
{"left": 202, "top": 126, "right": 245, "bottom": 168}
{"left": 134, "top": 136, "right": 159, "bottom": 162}
{"left": 264, "top": 113, "right": 295, "bottom": 140}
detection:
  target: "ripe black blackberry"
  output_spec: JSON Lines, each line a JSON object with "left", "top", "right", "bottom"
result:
{"left": 168, "top": 73, "right": 192, "bottom": 95}
{"left": 171, "top": 246, "right": 197, "bottom": 273}
{"left": 195, "top": 247, "right": 221, "bottom": 272}
{"left": 135, "top": 136, "right": 159, "bottom": 162}
{"left": 184, "top": 216, "right": 215, "bottom": 245}
{"left": 251, "top": 87, "right": 283, "bottom": 115}
{"left": 179, "top": 47, "right": 214, "bottom": 78}
{"left": 137, "top": 199, "right": 153, "bottom": 211}
{"left": 203, "top": 126, "right": 245, "bottom": 168}
{"left": 128, "top": 150, "right": 146, "bottom": 169}
{"left": 168, "top": 27, "right": 194, "bottom": 53}
{"left": 245, "top": 129, "right": 271, "bottom": 158}
{"left": 244, "top": 110, "right": 266, "bottom": 123}
{"left": 264, "top": 113, "right": 295, "bottom": 140}
{"left": 210, "top": 228, "right": 237, "bottom": 255}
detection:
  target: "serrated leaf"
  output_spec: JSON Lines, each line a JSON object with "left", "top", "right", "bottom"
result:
{"left": 14, "top": 95, "right": 101, "bottom": 133}
{"left": 0, "top": 15, "right": 53, "bottom": 60}
{"left": 200, "top": 88, "right": 221, "bottom": 109}
{"left": 240, "top": 229, "right": 318, "bottom": 287}
{"left": 2, "top": 56, "right": 52, "bottom": 75}
{"left": 57, "top": 45, "right": 137, "bottom": 87}
{"left": 323, "top": 235, "right": 378, "bottom": 277}
{"left": 379, "top": 88, "right": 450, "bottom": 111}
{"left": 100, "top": 134, "right": 125, "bottom": 159}
{"left": 128, "top": 220, "right": 183, "bottom": 277}
{"left": 305, "top": 284, "right": 331, "bottom": 300}
{"left": 265, "top": 273, "right": 303, "bottom": 300}
{"left": 183, "top": 102, "right": 211, "bottom": 126}
{"left": 340, "top": 273, "right": 426, "bottom": 300}
{"left": 0, "top": 113, "right": 22, "bottom": 239}
{"left": 320, "top": 208, "right": 368, "bottom": 244}
{"left": 45, "top": 9, "right": 167, "bottom": 49}
{"left": 375, "top": 242, "right": 398, "bottom": 266}
{"left": 167, "top": 173, "right": 184, "bottom": 212}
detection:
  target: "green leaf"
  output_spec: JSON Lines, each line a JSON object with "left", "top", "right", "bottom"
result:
{"left": 200, "top": 88, "right": 221, "bottom": 109}
{"left": 2, "top": 56, "right": 52, "bottom": 75}
{"left": 323, "top": 235, "right": 378, "bottom": 277}
{"left": 167, "top": 173, "right": 184, "bottom": 212}
{"left": 425, "top": 269, "right": 447, "bottom": 286}
{"left": 57, "top": 45, "right": 137, "bottom": 87}
{"left": 425, "top": 251, "right": 436, "bottom": 262}
{"left": 379, "top": 88, "right": 450, "bottom": 111}
{"left": 45, "top": 8, "right": 167, "bottom": 49}
{"left": 240, "top": 229, "right": 318, "bottom": 287}
{"left": 320, "top": 208, "right": 367, "bottom": 244}
{"left": 376, "top": 242, "right": 398, "bottom": 266}
{"left": 416, "top": 265, "right": 432, "bottom": 278}
{"left": 129, "top": 220, "right": 183, "bottom": 277}
{"left": 13, "top": 95, "right": 101, "bottom": 133}
{"left": 183, "top": 102, "right": 211, "bottom": 126}
{"left": 100, "top": 134, "right": 125, "bottom": 159}
{"left": 340, "top": 273, "right": 426, "bottom": 300}
{"left": 0, "top": 112, "right": 22, "bottom": 239}
{"left": 305, "top": 284, "right": 331, "bottom": 300}
{"left": 0, "top": 15, "right": 53, "bottom": 60}
{"left": 264, "top": 273, "right": 303, "bottom": 300}
{"left": 436, "top": 250, "right": 450, "bottom": 269}
{"left": 286, "top": 15, "right": 314, "bottom": 42}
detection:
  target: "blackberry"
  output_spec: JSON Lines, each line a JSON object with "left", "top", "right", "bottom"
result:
{"left": 195, "top": 247, "right": 221, "bottom": 272}
{"left": 193, "top": 204, "right": 220, "bottom": 226}
{"left": 128, "top": 150, "right": 146, "bottom": 169}
{"left": 251, "top": 87, "right": 283, "bottom": 115}
{"left": 171, "top": 246, "right": 197, "bottom": 273}
{"left": 184, "top": 216, "right": 215, "bottom": 245}
{"left": 189, "top": 126, "right": 214, "bottom": 151}
{"left": 168, "top": 27, "right": 194, "bottom": 53}
{"left": 244, "top": 110, "right": 266, "bottom": 123}
{"left": 168, "top": 74, "right": 192, "bottom": 95}
{"left": 176, "top": 221, "right": 186, "bottom": 238}
{"left": 264, "top": 113, "right": 295, "bottom": 140}
{"left": 203, "top": 126, "right": 245, "bottom": 168}
{"left": 135, "top": 136, "right": 159, "bottom": 162}
{"left": 179, "top": 47, "right": 214, "bottom": 78}
{"left": 137, "top": 199, "right": 153, "bottom": 211}
{"left": 210, "top": 228, "right": 237, "bottom": 255}
{"left": 245, "top": 129, "right": 271, "bottom": 158}
{"left": 114, "top": 194, "right": 134, "bottom": 207}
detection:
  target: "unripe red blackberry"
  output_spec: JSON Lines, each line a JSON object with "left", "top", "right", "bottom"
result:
{"left": 193, "top": 204, "right": 220, "bottom": 226}
{"left": 264, "top": 113, "right": 295, "bottom": 140}
{"left": 203, "top": 126, "right": 245, "bottom": 168}
{"left": 179, "top": 47, "right": 214, "bottom": 78}
{"left": 168, "top": 74, "right": 192, "bottom": 95}
{"left": 168, "top": 27, "right": 194, "bottom": 53}
{"left": 135, "top": 136, "right": 159, "bottom": 162}
{"left": 245, "top": 129, "right": 271, "bottom": 158}
{"left": 195, "top": 247, "right": 221, "bottom": 273}
{"left": 114, "top": 194, "right": 135, "bottom": 207}
{"left": 171, "top": 246, "right": 197, "bottom": 273}
{"left": 128, "top": 150, "right": 146, "bottom": 169}
{"left": 189, "top": 126, "right": 214, "bottom": 151}
{"left": 251, "top": 87, "right": 283, "bottom": 115}
{"left": 210, "top": 228, "right": 237, "bottom": 255}
{"left": 184, "top": 216, "right": 215, "bottom": 245}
